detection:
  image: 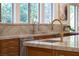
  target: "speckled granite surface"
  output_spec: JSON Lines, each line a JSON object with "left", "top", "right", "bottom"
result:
{"left": 0, "top": 32, "right": 78, "bottom": 40}
{"left": 23, "top": 34, "right": 79, "bottom": 52}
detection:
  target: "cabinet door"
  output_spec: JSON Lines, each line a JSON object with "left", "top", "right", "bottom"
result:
{"left": 52, "top": 50, "right": 63, "bottom": 56}
{"left": 0, "top": 39, "right": 20, "bottom": 48}
{"left": 0, "top": 47, "right": 20, "bottom": 56}
{"left": 0, "top": 39, "right": 20, "bottom": 56}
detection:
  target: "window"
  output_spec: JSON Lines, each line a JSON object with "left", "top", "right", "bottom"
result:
{"left": 1, "top": 3, "right": 53, "bottom": 24}
{"left": 40, "top": 3, "right": 53, "bottom": 24}
{"left": 70, "top": 5, "right": 78, "bottom": 32}
{"left": 70, "top": 5, "right": 75, "bottom": 30}
{"left": 20, "top": 3, "right": 28, "bottom": 24}
{"left": 30, "top": 3, "right": 39, "bottom": 24}
{"left": 1, "top": 3, "right": 12, "bottom": 24}
{"left": 44, "top": 3, "right": 52, "bottom": 24}
{"left": 69, "top": 5, "right": 78, "bottom": 45}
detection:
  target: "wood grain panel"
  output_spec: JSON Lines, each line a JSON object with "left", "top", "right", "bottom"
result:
{"left": 0, "top": 38, "right": 20, "bottom": 56}
{"left": 0, "top": 39, "right": 20, "bottom": 47}
{"left": 26, "top": 47, "right": 79, "bottom": 56}
{"left": 26, "top": 47, "right": 52, "bottom": 56}
{"left": 0, "top": 47, "right": 20, "bottom": 56}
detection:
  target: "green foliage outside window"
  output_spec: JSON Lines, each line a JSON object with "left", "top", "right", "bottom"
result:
{"left": 20, "top": 3, "right": 28, "bottom": 23}
{"left": 30, "top": 3, "right": 39, "bottom": 23}
{"left": 1, "top": 3, "right": 12, "bottom": 24}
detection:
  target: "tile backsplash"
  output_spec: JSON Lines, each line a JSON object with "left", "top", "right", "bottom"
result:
{"left": 0, "top": 24, "right": 69, "bottom": 36}
{"left": 0, "top": 24, "right": 33, "bottom": 36}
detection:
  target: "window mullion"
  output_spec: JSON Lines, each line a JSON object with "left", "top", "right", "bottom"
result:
{"left": 28, "top": 3, "right": 30, "bottom": 24}
{"left": 12, "top": 3, "right": 14, "bottom": 24}
{"left": 38, "top": 3, "right": 40, "bottom": 24}
{"left": 51, "top": 3, "right": 53, "bottom": 22}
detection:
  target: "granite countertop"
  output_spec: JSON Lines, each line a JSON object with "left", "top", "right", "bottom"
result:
{"left": 0, "top": 32, "right": 60, "bottom": 40}
{"left": 0, "top": 32, "right": 79, "bottom": 40}
{"left": 23, "top": 35, "right": 79, "bottom": 52}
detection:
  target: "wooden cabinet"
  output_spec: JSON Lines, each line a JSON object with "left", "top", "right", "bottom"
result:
{"left": 26, "top": 47, "right": 79, "bottom": 56}
{"left": 26, "top": 47, "right": 52, "bottom": 56}
{"left": 0, "top": 38, "right": 20, "bottom": 56}
{"left": 61, "top": 51, "right": 79, "bottom": 56}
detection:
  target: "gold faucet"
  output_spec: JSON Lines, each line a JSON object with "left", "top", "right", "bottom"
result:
{"left": 51, "top": 19, "right": 64, "bottom": 42}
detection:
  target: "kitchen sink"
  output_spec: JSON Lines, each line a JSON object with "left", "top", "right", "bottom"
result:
{"left": 41, "top": 40, "right": 60, "bottom": 43}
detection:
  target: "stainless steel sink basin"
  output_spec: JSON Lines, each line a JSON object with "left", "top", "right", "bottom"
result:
{"left": 41, "top": 40, "right": 60, "bottom": 43}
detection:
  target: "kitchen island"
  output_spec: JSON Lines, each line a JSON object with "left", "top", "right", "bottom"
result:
{"left": 23, "top": 35, "right": 79, "bottom": 56}
{"left": 0, "top": 32, "right": 79, "bottom": 56}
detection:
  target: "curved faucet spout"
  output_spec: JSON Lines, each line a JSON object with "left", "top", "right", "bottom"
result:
{"left": 51, "top": 19, "right": 64, "bottom": 42}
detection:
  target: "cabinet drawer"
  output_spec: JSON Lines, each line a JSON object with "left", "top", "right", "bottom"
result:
{"left": 0, "top": 39, "right": 20, "bottom": 47}
{"left": 0, "top": 47, "right": 20, "bottom": 56}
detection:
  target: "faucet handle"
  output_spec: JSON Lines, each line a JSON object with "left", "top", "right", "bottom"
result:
{"left": 63, "top": 25, "right": 75, "bottom": 32}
